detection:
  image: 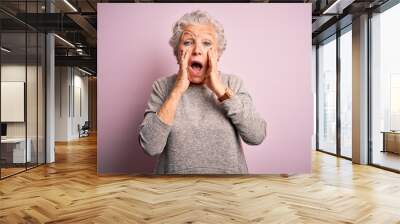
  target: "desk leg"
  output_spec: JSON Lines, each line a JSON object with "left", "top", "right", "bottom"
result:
{"left": 382, "top": 133, "right": 386, "bottom": 153}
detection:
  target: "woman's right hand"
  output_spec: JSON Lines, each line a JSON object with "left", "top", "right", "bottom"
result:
{"left": 174, "top": 48, "right": 192, "bottom": 94}
{"left": 156, "top": 48, "right": 192, "bottom": 125}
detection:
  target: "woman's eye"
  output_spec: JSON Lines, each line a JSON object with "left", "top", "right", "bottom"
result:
{"left": 183, "top": 41, "right": 192, "bottom": 46}
{"left": 203, "top": 42, "right": 211, "bottom": 47}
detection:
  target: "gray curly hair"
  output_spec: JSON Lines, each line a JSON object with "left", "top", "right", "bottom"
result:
{"left": 169, "top": 10, "right": 227, "bottom": 62}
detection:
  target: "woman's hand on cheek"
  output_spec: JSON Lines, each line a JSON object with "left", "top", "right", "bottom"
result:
{"left": 205, "top": 47, "right": 226, "bottom": 98}
{"left": 174, "top": 48, "right": 192, "bottom": 95}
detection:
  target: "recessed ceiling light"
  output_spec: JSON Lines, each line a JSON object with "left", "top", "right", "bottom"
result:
{"left": 78, "top": 67, "right": 93, "bottom": 76}
{"left": 54, "top": 34, "right": 75, "bottom": 48}
{"left": 1, "top": 47, "right": 11, "bottom": 53}
{"left": 322, "top": 0, "right": 352, "bottom": 15}
{"left": 63, "top": 0, "right": 78, "bottom": 12}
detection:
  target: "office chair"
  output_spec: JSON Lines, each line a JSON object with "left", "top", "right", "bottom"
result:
{"left": 79, "top": 121, "right": 90, "bottom": 138}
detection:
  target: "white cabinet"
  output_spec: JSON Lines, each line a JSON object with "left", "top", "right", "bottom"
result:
{"left": 1, "top": 138, "right": 32, "bottom": 163}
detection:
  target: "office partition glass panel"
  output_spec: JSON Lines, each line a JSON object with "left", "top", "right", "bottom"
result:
{"left": 317, "top": 36, "right": 337, "bottom": 154}
{"left": 0, "top": 1, "right": 46, "bottom": 179}
{"left": 371, "top": 3, "right": 400, "bottom": 171}
{"left": 26, "top": 0, "right": 38, "bottom": 169}
{"left": 339, "top": 28, "right": 352, "bottom": 158}
{"left": 38, "top": 32, "right": 45, "bottom": 165}
{"left": 27, "top": 31, "right": 38, "bottom": 169}
{"left": 1, "top": 31, "right": 28, "bottom": 178}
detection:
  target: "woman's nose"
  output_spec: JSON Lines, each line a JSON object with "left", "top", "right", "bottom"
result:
{"left": 192, "top": 43, "right": 203, "bottom": 55}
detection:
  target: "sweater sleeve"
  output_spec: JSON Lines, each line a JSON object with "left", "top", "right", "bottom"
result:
{"left": 220, "top": 75, "right": 267, "bottom": 145}
{"left": 138, "top": 79, "right": 172, "bottom": 156}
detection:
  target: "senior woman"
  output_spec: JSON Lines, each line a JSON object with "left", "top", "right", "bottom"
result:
{"left": 138, "top": 10, "right": 267, "bottom": 174}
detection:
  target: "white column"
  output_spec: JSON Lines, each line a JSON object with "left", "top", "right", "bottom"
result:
{"left": 46, "top": 1, "right": 55, "bottom": 163}
{"left": 46, "top": 33, "right": 55, "bottom": 163}
{"left": 352, "top": 14, "right": 369, "bottom": 164}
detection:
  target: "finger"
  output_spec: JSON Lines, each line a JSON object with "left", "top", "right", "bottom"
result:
{"left": 184, "top": 48, "right": 189, "bottom": 63}
{"left": 179, "top": 49, "right": 184, "bottom": 65}
{"left": 183, "top": 48, "right": 192, "bottom": 77}
{"left": 182, "top": 48, "right": 190, "bottom": 65}
{"left": 209, "top": 48, "right": 215, "bottom": 70}
{"left": 186, "top": 47, "right": 193, "bottom": 59}
{"left": 207, "top": 49, "right": 212, "bottom": 67}
{"left": 180, "top": 48, "right": 189, "bottom": 68}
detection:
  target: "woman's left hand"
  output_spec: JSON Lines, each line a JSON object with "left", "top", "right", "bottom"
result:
{"left": 204, "top": 47, "right": 226, "bottom": 98}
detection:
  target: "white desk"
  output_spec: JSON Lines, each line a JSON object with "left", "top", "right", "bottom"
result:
{"left": 381, "top": 131, "right": 400, "bottom": 154}
{"left": 1, "top": 138, "right": 32, "bottom": 163}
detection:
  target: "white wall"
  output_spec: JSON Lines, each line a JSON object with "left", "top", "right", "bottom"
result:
{"left": 55, "top": 67, "right": 89, "bottom": 141}
{"left": 72, "top": 73, "right": 89, "bottom": 138}
{"left": 55, "top": 66, "right": 70, "bottom": 141}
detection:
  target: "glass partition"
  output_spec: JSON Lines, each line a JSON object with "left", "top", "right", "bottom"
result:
{"left": 317, "top": 35, "right": 337, "bottom": 154}
{"left": 38, "top": 32, "right": 45, "bottom": 165}
{"left": 27, "top": 31, "right": 38, "bottom": 169}
{"left": 0, "top": 1, "right": 46, "bottom": 179}
{"left": 0, "top": 31, "right": 28, "bottom": 177}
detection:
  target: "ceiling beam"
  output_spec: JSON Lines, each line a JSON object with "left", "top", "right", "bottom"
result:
{"left": 55, "top": 55, "right": 96, "bottom": 69}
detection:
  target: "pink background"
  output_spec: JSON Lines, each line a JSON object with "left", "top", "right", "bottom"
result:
{"left": 97, "top": 3, "right": 313, "bottom": 174}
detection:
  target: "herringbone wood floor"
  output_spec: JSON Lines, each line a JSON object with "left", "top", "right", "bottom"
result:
{"left": 1, "top": 134, "right": 400, "bottom": 224}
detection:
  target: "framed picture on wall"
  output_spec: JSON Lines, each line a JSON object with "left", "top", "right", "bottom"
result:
{"left": 1, "top": 81, "right": 25, "bottom": 122}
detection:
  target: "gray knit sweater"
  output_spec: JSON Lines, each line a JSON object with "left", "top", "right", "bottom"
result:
{"left": 138, "top": 73, "right": 267, "bottom": 174}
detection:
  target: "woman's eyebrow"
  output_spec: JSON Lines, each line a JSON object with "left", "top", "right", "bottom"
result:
{"left": 181, "top": 32, "right": 215, "bottom": 42}
{"left": 182, "top": 31, "right": 194, "bottom": 37}
{"left": 181, "top": 35, "right": 194, "bottom": 41}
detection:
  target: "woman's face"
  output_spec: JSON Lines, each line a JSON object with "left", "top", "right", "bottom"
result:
{"left": 178, "top": 23, "right": 218, "bottom": 84}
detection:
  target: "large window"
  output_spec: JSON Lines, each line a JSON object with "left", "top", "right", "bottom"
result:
{"left": 317, "top": 36, "right": 337, "bottom": 154}
{"left": 371, "top": 2, "right": 400, "bottom": 171}
{"left": 317, "top": 25, "right": 353, "bottom": 159}
{"left": 340, "top": 27, "right": 352, "bottom": 158}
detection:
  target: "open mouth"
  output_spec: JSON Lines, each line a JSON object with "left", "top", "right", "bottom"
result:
{"left": 189, "top": 61, "right": 203, "bottom": 76}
